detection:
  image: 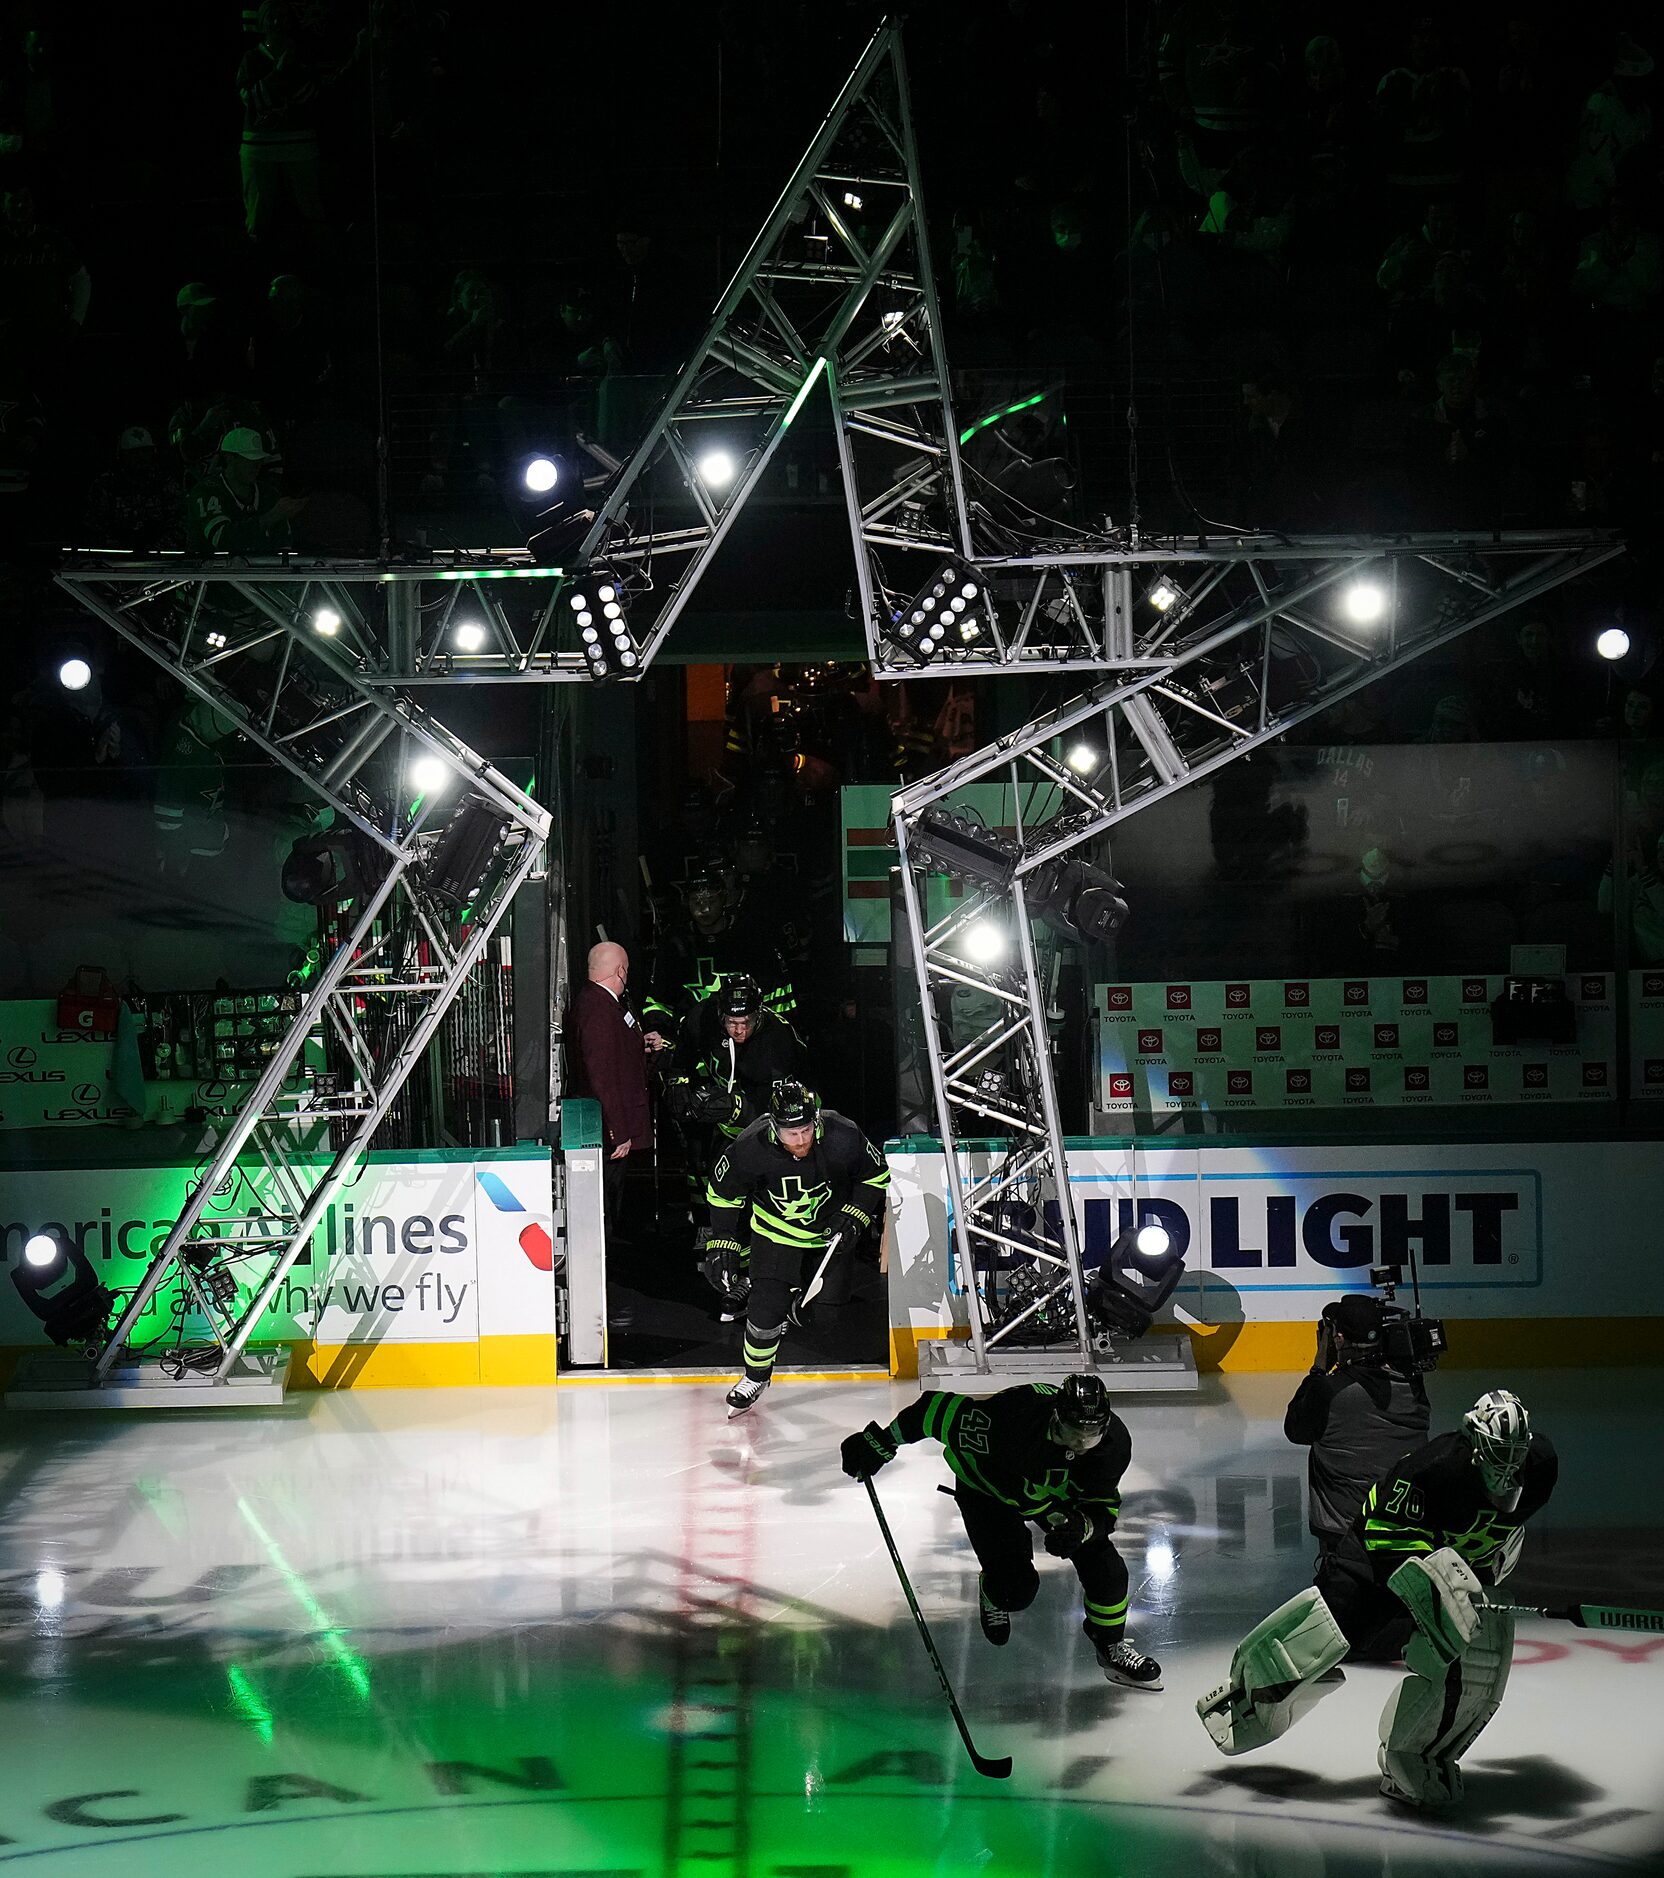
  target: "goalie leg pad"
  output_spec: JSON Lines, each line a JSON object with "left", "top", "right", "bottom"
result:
{"left": 1197, "top": 1587, "right": 1349, "bottom": 1755}
{"left": 1378, "top": 1606, "right": 1514, "bottom": 1808}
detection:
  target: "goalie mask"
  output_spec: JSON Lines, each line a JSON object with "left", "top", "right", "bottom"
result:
{"left": 1463, "top": 1389, "right": 1530, "bottom": 1505}
{"left": 1049, "top": 1373, "right": 1111, "bottom": 1454}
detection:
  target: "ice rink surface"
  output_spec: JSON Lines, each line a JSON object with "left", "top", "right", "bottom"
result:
{"left": 1, "top": 1365, "right": 1659, "bottom": 1876}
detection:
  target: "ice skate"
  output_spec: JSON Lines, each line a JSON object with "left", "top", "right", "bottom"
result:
{"left": 1088, "top": 1627, "right": 1162, "bottom": 1690}
{"left": 977, "top": 1573, "right": 1011, "bottom": 1646}
{"left": 726, "top": 1376, "right": 768, "bottom": 1418}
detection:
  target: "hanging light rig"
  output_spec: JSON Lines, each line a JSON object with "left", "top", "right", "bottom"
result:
{"left": 884, "top": 557, "right": 997, "bottom": 665}
{"left": 569, "top": 574, "right": 640, "bottom": 679}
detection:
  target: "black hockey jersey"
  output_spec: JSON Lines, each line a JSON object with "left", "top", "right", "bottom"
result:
{"left": 1285, "top": 1363, "right": 1430, "bottom": 1538}
{"left": 706, "top": 1110, "right": 890, "bottom": 1251}
{"left": 674, "top": 1004, "right": 808, "bottom": 1134}
{"left": 885, "top": 1383, "right": 1131, "bottom": 1522}
{"left": 1353, "top": 1429, "right": 1558, "bottom": 1585}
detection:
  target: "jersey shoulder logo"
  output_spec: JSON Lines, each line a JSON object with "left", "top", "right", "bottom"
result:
{"left": 713, "top": 1154, "right": 730, "bottom": 1183}
{"left": 774, "top": 1175, "right": 831, "bottom": 1222}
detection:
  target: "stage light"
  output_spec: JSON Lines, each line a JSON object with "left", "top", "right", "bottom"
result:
{"left": 205, "top": 630, "right": 228, "bottom": 649}
{"left": 697, "top": 449, "right": 737, "bottom": 491}
{"left": 842, "top": 190, "right": 863, "bottom": 210}
{"left": 429, "top": 802, "right": 509, "bottom": 906}
{"left": 569, "top": 571, "right": 640, "bottom": 679}
{"left": 409, "top": 754, "right": 451, "bottom": 796}
{"left": 57, "top": 658, "right": 92, "bottom": 692}
{"left": 24, "top": 1233, "right": 60, "bottom": 1269}
{"left": 1342, "top": 580, "right": 1387, "bottom": 625}
{"left": 313, "top": 607, "right": 341, "bottom": 636}
{"left": 452, "top": 621, "right": 488, "bottom": 653}
{"left": 1136, "top": 1224, "right": 1170, "bottom": 1257}
{"left": 882, "top": 309, "right": 905, "bottom": 331}
{"left": 523, "top": 456, "right": 559, "bottom": 495}
{"left": 963, "top": 919, "right": 1006, "bottom": 964}
{"left": 882, "top": 558, "right": 997, "bottom": 665}
{"left": 1067, "top": 742, "right": 1098, "bottom": 775}
{"left": 1148, "top": 578, "right": 1180, "bottom": 612}
{"left": 1597, "top": 627, "right": 1630, "bottom": 661}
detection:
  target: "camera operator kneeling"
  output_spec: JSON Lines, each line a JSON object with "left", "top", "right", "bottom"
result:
{"left": 1286, "top": 1295, "right": 1430, "bottom": 1566}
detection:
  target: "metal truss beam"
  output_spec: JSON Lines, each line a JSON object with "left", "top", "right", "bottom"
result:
{"left": 891, "top": 530, "right": 1622, "bottom": 1372}
{"left": 55, "top": 565, "right": 550, "bottom": 1391}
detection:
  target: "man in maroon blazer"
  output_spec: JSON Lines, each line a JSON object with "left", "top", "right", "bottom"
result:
{"left": 568, "top": 941, "right": 667, "bottom": 1232}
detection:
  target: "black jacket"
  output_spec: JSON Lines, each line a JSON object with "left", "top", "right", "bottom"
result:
{"left": 1285, "top": 1362, "right": 1430, "bottom": 1538}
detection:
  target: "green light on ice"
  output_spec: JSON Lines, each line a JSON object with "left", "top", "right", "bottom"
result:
{"left": 226, "top": 1665, "right": 275, "bottom": 1745}
{"left": 237, "top": 1497, "right": 372, "bottom": 1701}
{"left": 782, "top": 356, "right": 829, "bottom": 429}
{"left": 959, "top": 390, "right": 1047, "bottom": 444}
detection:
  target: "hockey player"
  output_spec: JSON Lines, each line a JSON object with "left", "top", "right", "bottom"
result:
{"left": 704, "top": 1080, "right": 889, "bottom": 1416}
{"left": 1198, "top": 1389, "right": 1557, "bottom": 1807}
{"left": 669, "top": 975, "right": 808, "bottom": 1143}
{"left": 839, "top": 1374, "right": 1163, "bottom": 1690}
{"left": 1284, "top": 1294, "right": 1430, "bottom": 1560}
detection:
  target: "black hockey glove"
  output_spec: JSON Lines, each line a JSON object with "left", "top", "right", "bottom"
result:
{"left": 697, "top": 1236, "right": 748, "bottom": 1308}
{"left": 690, "top": 1082, "right": 742, "bottom": 1127}
{"left": 840, "top": 1421, "right": 898, "bottom": 1480}
{"left": 1043, "top": 1508, "right": 1096, "bottom": 1557}
{"left": 665, "top": 1075, "right": 693, "bottom": 1118}
{"left": 839, "top": 1200, "right": 875, "bottom": 1234}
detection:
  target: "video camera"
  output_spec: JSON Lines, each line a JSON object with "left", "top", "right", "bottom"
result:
{"left": 1368, "top": 1259, "right": 1447, "bottom": 1373}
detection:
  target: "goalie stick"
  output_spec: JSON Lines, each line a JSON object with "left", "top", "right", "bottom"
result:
{"left": 1485, "top": 1599, "right": 1664, "bottom": 1633}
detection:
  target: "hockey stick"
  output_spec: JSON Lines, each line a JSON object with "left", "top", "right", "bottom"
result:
{"left": 1484, "top": 1599, "right": 1664, "bottom": 1633}
{"left": 862, "top": 1476, "right": 1013, "bottom": 1780}
{"left": 788, "top": 1233, "right": 842, "bottom": 1329}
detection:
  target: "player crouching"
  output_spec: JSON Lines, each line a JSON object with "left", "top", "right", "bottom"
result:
{"left": 1197, "top": 1389, "right": 1557, "bottom": 1807}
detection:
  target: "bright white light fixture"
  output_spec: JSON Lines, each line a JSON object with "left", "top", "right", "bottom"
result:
{"left": 1342, "top": 580, "right": 1387, "bottom": 625}
{"left": 1067, "top": 742, "right": 1098, "bottom": 775}
{"left": 1135, "top": 1224, "right": 1170, "bottom": 1257}
{"left": 313, "top": 607, "right": 341, "bottom": 636}
{"left": 523, "top": 457, "right": 559, "bottom": 494}
{"left": 1149, "top": 578, "right": 1180, "bottom": 612}
{"left": 842, "top": 190, "right": 863, "bottom": 210}
{"left": 57, "top": 658, "right": 92, "bottom": 692}
{"left": 1597, "top": 627, "right": 1630, "bottom": 661}
{"left": 882, "top": 309, "right": 904, "bottom": 331}
{"left": 23, "top": 1233, "right": 59, "bottom": 1268}
{"left": 963, "top": 919, "right": 1006, "bottom": 963}
{"left": 697, "top": 449, "right": 736, "bottom": 491}
{"left": 452, "top": 621, "right": 487, "bottom": 653}
{"left": 409, "top": 754, "right": 450, "bottom": 796}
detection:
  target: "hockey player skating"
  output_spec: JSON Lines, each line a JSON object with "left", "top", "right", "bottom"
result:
{"left": 703, "top": 1079, "right": 889, "bottom": 1417}
{"left": 839, "top": 1374, "right": 1163, "bottom": 1690}
{"left": 1198, "top": 1389, "right": 1557, "bottom": 1806}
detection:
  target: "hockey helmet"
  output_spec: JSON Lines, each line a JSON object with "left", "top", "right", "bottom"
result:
{"left": 717, "top": 974, "right": 764, "bottom": 1027}
{"left": 1463, "top": 1389, "right": 1531, "bottom": 1502}
{"left": 768, "top": 1078, "right": 820, "bottom": 1135}
{"left": 1050, "top": 1373, "right": 1111, "bottom": 1454}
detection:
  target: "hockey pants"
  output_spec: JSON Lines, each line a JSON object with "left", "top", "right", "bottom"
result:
{"left": 955, "top": 1487, "right": 1130, "bottom": 1642}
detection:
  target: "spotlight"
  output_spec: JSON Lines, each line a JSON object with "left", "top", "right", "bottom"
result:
{"left": 409, "top": 753, "right": 451, "bottom": 796}
{"left": 568, "top": 571, "right": 640, "bottom": 679}
{"left": 962, "top": 919, "right": 1006, "bottom": 964}
{"left": 313, "top": 607, "right": 342, "bottom": 636}
{"left": 881, "top": 309, "right": 905, "bottom": 331}
{"left": 452, "top": 621, "right": 488, "bottom": 653}
{"left": 10, "top": 1227, "right": 114, "bottom": 1347}
{"left": 429, "top": 801, "right": 509, "bottom": 906}
{"left": 1066, "top": 742, "right": 1098, "bottom": 775}
{"left": 523, "top": 456, "right": 559, "bottom": 495}
{"left": 1342, "top": 580, "right": 1387, "bottom": 625}
{"left": 1087, "top": 1225, "right": 1186, "bottom": 1342}
{"left": 1597, "top": 627, "right": 1630, "bottom": 661}
{"left": 57, "top": 658, "right": 92, "bottom": 692}
{"left": 1135, "top": 1224, "right": 1170, "bottom": 1257}
{"left": 24, "top": 1232, "right": 60, "bottom": 1269}
{"left": 882, "top": 557, "right": 997, "bottom": 665}
{"left": 1148, "top": 578, "right": 1180, "bottom": 613}
{"left": 205, "top": 630, "right": 228, "bottom": 649}
{"left": 842, "top": 190, "right": 863, "bottom": 210}
{"left": 281, "top": 830, "right": 366, "bottom": 908}
{"left": 697, "top": 449, "right": 737, "bottom": 491}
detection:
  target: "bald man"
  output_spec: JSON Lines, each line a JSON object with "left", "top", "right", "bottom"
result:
{"left": 569, "top": 943, "right": 665, "bottom": 1174}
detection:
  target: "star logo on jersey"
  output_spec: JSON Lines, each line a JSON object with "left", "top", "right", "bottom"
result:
{"left": 773, "top": 1176, "right": 832, "bottom": 1222}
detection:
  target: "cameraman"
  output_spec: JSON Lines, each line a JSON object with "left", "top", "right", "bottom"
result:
{"left": 1285, "top": 1294, "right": 1430, "bottom": 1559}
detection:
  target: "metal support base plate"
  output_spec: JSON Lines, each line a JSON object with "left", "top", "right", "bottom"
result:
{"left": 5, "top": 1347, "right": 295, "bottom": 1410}
{"left": 917, "top": 1334, "right": 1198, "bottom": 1394}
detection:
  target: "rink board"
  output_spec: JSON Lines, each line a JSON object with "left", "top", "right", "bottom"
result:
{"left": 884, "top": 1136, "right": 1664, "bottom": 1376}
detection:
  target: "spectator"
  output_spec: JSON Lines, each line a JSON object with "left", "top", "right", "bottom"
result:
{"left": 237, "top": 0, "right": 345, "bottom": 245}
{"left": 1390, "top": 252, "right": 1487, "bottom": 385}
{"left": 1566, "top": 36, "right": 1654, "bottom": 214}
{"left": 605, "top": 221, "right": 687, "bottom": 373}
{"left": 247, "top": 273, "right": 334, "bottom": 421}
{"left": 1574, "top": 194, "right": 1662, "bottom": 317}
{"left": 174, "top": 282, "right": 247, "bottom": 408}
{"left": 184, "top": 427, "right": 305, "bottom": 553}
{"left": 1410, "top": 353, "right": 1500, "bottom": 518}
{"left": 1493, "top": 616, "right": 1575, "bottom": 739}
{"left": 84, "top": 427, "right": 184, "bottom": 549}
{"left": 0, "top": 24, "right": 66, "bottom": 192}
{"left": 1373, "top": 22, "right": 1471, "bottom": 202}
{"left": 1236, "top": 365, "right": 1325, "bottom": 525}
{"left": 1598, "top": 832, "right": 1664, "bottom": 963}
{"left": 1376, "top": 200, "right": 1464, "bottom": 305}
{"left": 0, "top": 183, "right": 88, "bottom": 355}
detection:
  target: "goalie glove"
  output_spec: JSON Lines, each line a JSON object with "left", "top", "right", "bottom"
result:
{"left": 1388, "top": 1546, "right": 1481, "bottom": 1677}
{"left": 1043, "top": 1507, "right": 1096, "bottom": 1558}
{"left": 840, "top": 1421, "right": 898, "bottom": 1480}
